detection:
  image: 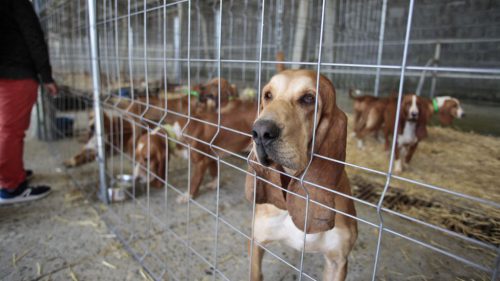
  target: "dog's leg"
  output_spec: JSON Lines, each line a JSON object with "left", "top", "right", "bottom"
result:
{"left": 393, "top": 146, "right": 403, "bottom": 173}
{"left": 205, "top": 160, "right": 218, "bottom": 190}
{"left": 376, "top": 130, "right": 385, "bottom": 143}
{"left": 248, "top": 240, "right": 265, "bottom": 281}
{"left": 405, "top": 142, "right": 418, "bottom": 165}
{"left": 356, "top": 139, "right": 364, "bottom": 150}
{"left": 176, "top": 155, "right": 210, "bottom": 204}
{"left": 323, "top": 253, "right": 347, "bottom": 281}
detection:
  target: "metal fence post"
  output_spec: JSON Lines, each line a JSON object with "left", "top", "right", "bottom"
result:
{"left": 374, "top": 0, "right": 387, "bottom": 97}
{"left": 88, "top": 0, "right": 109, "bottom": 203}
{"left": 430, "top": 42, "right": 441, "bottom": 98}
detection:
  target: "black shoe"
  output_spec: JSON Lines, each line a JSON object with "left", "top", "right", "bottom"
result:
{"left": 25, "top": 169, "right": 34, "bottom": 181}
{"left": 0, "top": 181, "right": 51, "bottom": 205}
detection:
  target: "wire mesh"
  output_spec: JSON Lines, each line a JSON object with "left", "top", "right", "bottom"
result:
{"left": 34, "top": 0, "right": 500, "bottom": 280}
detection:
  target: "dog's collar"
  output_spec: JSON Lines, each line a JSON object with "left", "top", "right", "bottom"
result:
{"left": 432, "top": 98, "right": 439, "bottom": 113}
{"left": 183, "top": 89, "right": 199, "bottom": 97}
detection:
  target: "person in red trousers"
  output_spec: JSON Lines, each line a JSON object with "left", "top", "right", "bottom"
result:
{"left": 0, "top": 0, "right": 58, "bottom": 204}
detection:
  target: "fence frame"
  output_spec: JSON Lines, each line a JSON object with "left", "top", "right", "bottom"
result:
{"left": 34, "top": 0, "right": 500, "bottom": 280}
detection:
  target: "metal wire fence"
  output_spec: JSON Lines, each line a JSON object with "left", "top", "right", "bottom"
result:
{"left": 34, "top": 0, "right": 499, "bottom": 280}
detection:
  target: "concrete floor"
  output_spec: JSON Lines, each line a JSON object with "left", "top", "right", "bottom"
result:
{"left": 0, "top": 135, "right": 495, "bottom": 281}
{"left": 0, "top": 140, "right": 146, "bottom": 281}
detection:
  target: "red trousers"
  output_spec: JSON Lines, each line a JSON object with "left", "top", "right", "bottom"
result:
{"left": 0, "top": 79, "right": 38, "bottom": 189}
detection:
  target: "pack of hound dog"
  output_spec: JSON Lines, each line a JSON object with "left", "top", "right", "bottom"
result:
{"left": 350, "top": 89, "right": 465, "bottom": 172}
{"left": 63, "top": 59, "right": 464, "bottom": 279}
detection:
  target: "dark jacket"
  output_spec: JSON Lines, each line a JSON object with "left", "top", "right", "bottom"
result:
{"left": 0, "top": 0, "right": 53, "bottom": 83}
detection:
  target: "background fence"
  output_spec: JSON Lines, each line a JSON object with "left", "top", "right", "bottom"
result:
{"left": 34, "top": 0, "right": 500, "bottom": 280}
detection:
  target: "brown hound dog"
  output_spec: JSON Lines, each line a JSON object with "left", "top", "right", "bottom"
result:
{"left": 351, "top": 91, "right": 465, "bottom": 149}
{"left": 349, "top": 89, "right": 393, "bottom": 149}
{"left": 130, "top": 78, "right": 242, "bottom": 194}
{"left": 176, "top": 98, "right": 258, "bottom": 203}
{"left": 133, "top": 125, "right": 182, "bottom": 188}
{"left": 111, "top": 77, "right": 237, "bottom": 125}
{"left": 423, "top": 96, "right": 465, "bottom": 126}
{"left": 63, "top": 111, "right": 142, "bottom": 167}
{"left": 383, "top": 94, "right": 430, "bottom": 173}
{"left": 245, "top": 70, "right": 357, "bottom": 281}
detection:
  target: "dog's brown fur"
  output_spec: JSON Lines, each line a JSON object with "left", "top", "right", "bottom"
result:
{"left": 349, "top": 90, "right": 394, "bottom": 147}
{"left": 64, "top": 112, "right": 142, "bottom": 167}
{"left": 383, "top": 94, "right": 430, "bottom": 172}
{"left": 246, "top": 69, "right": 357, "bottom": 281}
{"left": 176, "top": 98, "right": 258, "bottom": 203}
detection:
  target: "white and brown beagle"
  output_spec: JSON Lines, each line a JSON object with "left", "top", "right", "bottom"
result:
{"left": 425, "top": 96, "right": 465, "bottom": 126}
{"left": 384, "top": 94, "right": 430, "bottom": 173}
{"left": 245, "top": 70, "right": 357, "bottom": 281}
{"left": 133, "top": 124, "right": 182, "bottom": 188}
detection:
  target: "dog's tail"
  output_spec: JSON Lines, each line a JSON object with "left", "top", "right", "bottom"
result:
{"left": 276, "top": 51, "right": 286, "bottom": 72}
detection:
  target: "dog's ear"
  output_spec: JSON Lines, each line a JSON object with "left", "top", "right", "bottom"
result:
{"left": 416, "top": 97, "right": 429, "bottom": 140}
{"left": 275, "top": 51, "right": 286, "bottom": 72}
{"left": 157, "top": 136, "right": 167, "bottom": 183}
{"left": 438, "top": 101, "right": 454, "bottom": 126}
{"left": 286, "top": 76, "right": 347, "bottom": 234}
{"left": 230, "top": 84, "right": 238, "bottom": 98}
{"left": 220, "top": 79, "right": 237, "bottom": 100}
{"left": 397, "top": 96, "right": 413, "bottom": 135}
{"left": 245, "top": 152, "right": 287, "bottom": 210}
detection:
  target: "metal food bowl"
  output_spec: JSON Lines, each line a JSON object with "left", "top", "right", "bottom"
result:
{"left": 108, "top": 174, "right": 135, "bottom": 202}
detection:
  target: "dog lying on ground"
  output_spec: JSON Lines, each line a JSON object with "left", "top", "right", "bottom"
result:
{"left": 245, "top": 69, "right": 357, "bottom": 281}
{"left": 383, "top": 94, "right": 430, "bottom": 173}
{"left": 63, "top": 111, "right": 142, "bottom": 168}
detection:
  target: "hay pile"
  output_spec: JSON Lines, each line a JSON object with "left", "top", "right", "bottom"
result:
{"left": 345, "top": 114, "right": 500, "bottom": 245}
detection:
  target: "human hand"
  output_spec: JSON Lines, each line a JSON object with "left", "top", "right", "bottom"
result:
{"left": 44, "top": 82, "right": 58, "bottom": 96}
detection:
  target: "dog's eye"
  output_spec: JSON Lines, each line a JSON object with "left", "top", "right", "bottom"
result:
{"left": 299, "top": 93, "right": 315, "bottom": 105}
{"left": 264, "top": 91, "right": 273, "bottom": 101}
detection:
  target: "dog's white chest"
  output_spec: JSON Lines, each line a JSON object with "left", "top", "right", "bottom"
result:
{"left": 254, "top": 205, "right": 344, "bottom": 253}
{"left": 398, "top": 122, "right": 417, "bottom": 146}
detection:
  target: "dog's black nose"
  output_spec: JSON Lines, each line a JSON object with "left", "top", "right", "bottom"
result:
{"left": 252, "top": 119, "right": 280, "bottom": 145}
{"left": 411, "top": 112, "right": 418, "bottom": 118}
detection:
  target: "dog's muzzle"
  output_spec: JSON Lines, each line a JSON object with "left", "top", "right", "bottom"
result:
{"left": 252, "top": 119, "right": 280, "bottom": 166}
{"left": 408, "top": 111, "right": 419, "bottom": 121}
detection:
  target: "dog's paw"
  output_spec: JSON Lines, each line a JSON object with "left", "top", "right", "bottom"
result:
{"left": 402, "top": 162, "right": 411, "bottom": 171}
{"left": 176, "top": 193, "right": 192, "bottom": 204}
{"left": 63, "top": 158, "right": 76, "bottom": 168}
{"left": 206, "top": 179, "right": 218, "bottom": 190}
{"left": 356, "top": 140, "right": 364, "bottom": 150}
{"left": 393, "top": 160, "right": 403, "bottom": 174}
